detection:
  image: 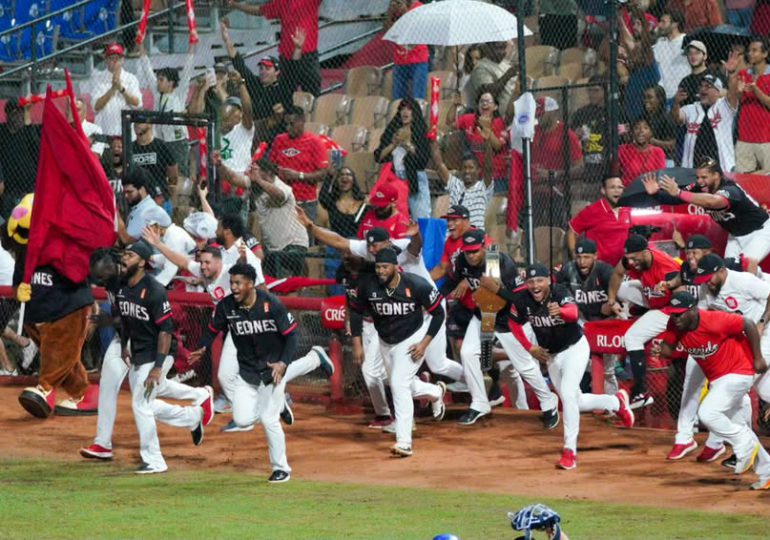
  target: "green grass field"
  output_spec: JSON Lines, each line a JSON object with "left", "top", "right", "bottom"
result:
{"left": 0, "top": 459, "right": 765, "bottom": 540}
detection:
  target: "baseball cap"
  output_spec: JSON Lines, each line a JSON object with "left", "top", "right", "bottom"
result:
{"left": 213, "top": 62, "right": 228, "bottom": 73}
{"left": 687, "top": 40, "right": 707, "bottom": 55}
{"left": 624, "top": 234, "right": 648, "bottom": 254}
{"left": 662, "top": 291, "right": 698, "bottom": 315}
{"left": 461, "top": 229, "right": 486, "bottom": 252}
{"left": 144, "top": 205, "right": 172, "bottom": 228}
{"left": 685, "top": 234, "right": 712, "bottom": 250}
{"left": 104, "top": 43, "right": 125, "bottom": 57}
{"left": 535, "top": 96, "right": 559, "bottom": 117}
{"left": 526, "top": 263, "right": 550, "bottom": 279}
{"left": 259, "top": 55, "right": 280, "bottom": 70}
{"left": 369, "top": 183, "right": 398, "bottom": 208}
{"left": 693, "top": 253, "right": 725, "bottom": 285}
{"left": 225, "top": 96, "right": 242, "bottom": 110}
{"left": 365, "top": 227, "right": 390, "bottom": 245}
{"left": 575, "top": 238, "right": 597, "bottom": 255}
{"left": 701, "top": 73, "right": 724, "bottom": 91}
{"left": 183, "top": 212, "right": 218, "bottom": 240}
{"left": 441, "top": 205, "right": 470, "bottom": 220}
{"left": 375, "top": 247, "right": 399, "bottom": 265}
{"left": 125, "top": 240, "right": 153, "bottom": 261}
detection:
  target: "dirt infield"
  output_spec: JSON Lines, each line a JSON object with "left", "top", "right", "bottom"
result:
{"left": 1, "top": 385, "right": 767, "bottom": 515}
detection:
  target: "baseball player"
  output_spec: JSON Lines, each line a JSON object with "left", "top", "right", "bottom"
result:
{"left": 606, "top": 235, "right": 681, "bottom": 409}
{"left": 79, "top": 247, "right": 214, "bottom": 461}
{"left": 349, "top": 248, "right": 448, "bottom": 457}
{"left": 116, "top": 242, "right": 210, "bottom": 474}
{"left": 193, "top": 263, "right": 308, "bottom": 483}
{"left": 642, "top": 158, "right": 770, "bottom": 260}
{"left": 657, "top": 291, "right": 770, "bottom": 489}
{"left": 509, "top": 263, "right": 634, "bottom": 470}
{"left": 444, "top": 229, "right": 559, "bottom": 426}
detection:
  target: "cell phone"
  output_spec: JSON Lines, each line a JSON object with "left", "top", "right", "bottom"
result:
{"left": 199, "top": 180, "right": 208, "bottom": 190}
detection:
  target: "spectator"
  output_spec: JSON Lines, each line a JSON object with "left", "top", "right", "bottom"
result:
{"left": 458, "top": 44, "right": 483, "bottom": 105}
{"left": 567, "top": 176, "right": 631, "bottom": 266}
{"left": 142, "top": 206, "right": 196, "bottom": 287}
{"left": 248, "top": 159, "right": 309, "bottom": 278}
{"left": 90, "top": 43, "right": 141, "bottom": 137}
{"left": 677, "top": 41, "right": 716, "bottom": 106}
{"left": 727, "top": 0, "right": 757, "bottom": 27}
{"left": 101, "top": 136, "right": 125, "bottom": 187}
{"left": 618, "top": 118, "right": 666, "bottom": 185}
{"left": 570, "top": 75, "right": 611, "bottom": 183}
{"left": 673, "top": 73, "right": 739, "bottom": 171}
{"left": 429, "top": 140, "right": 492, "bottom": 229}
{"left": 0, "top": 101, "right": 41, "bottom": 218}
{"left": 228, "top": 0, "right": 322, "bottom": 96}
{"left": 131, "top": 123, "right": 179, "bottom": 209}
{"left": 666, "top": 0, "right": 723, "bottom": 31}
{"left": 467, "top": 41, "right": 518, "bottom": 118}
{"left": 374, "top": 97, "right": 431, "bottom": 219}
{"left": 385, "top": 0, "right": 430, "bottom": 100}
{"left": 652, "top": 10, "right": 689, "bottom": 103}
{"left": 269, "top": 105, "right": 330, "bottom": 221}
{"left": 215, "top": 212, "right": 265, "bottom": 272}
{"left": 119, "top": 168, "right": 164, "bottom": 244}
{"left": 618, "top": 4, "right": 659, "bottom": 122}
{"left": 642, "top": 84, "right": 677, "bottom": 165}
{"left": 733, "top": 37, "right": 770, "bottom": 174}
{"left": 539, "top": 0, "right": 578, "bottom": 50}
{"left": 357, "top": 183, "right": 411, "bottom": 240}
{"left": 136, "top": 40, "right": 196, "bottom": 176}
{"left": 73, "top": 98, "right": 105, "bottom": 158}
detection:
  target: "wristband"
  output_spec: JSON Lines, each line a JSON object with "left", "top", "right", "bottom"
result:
{"left": 154, "top": 352, "right": 166, "bottom": 368}
{"left": 678, "top": 190, "right": 694, "bottom": 203}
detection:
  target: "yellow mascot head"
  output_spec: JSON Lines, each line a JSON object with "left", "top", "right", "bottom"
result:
{"left": 7, "top": 193, "right": 33, "bottom": 245}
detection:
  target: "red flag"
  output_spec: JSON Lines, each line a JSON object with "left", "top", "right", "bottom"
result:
{"left": 135, "top": 0, "right": 152, "bottom": 45}
{"left": 23, "top": 72, "right": 117, "bottom": 285}
{"left": 186, "top": 0, "right": 199, "bottom": 44}
{"left": 427, "top": 76, "right": 440, "bottom": 141}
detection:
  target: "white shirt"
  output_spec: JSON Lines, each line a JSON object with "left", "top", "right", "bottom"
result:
{"left": 136, "top": 53, "right": 195, "bottom": 143}
{"left": 349, "top": 238, "right": 432, "bottom": 282}
{"left": 188, "top": 261, "right": 235, "bottom": 304}
{"left": 0, "top": 245, "right": 14, "bottom": 286}
{"left": 90, "top": 68, "right": 142, "bottom": 136}
{"left": 152, "top": 224, "right": 196, "bottom": 286}
{"left": 222, "top": 239, "right": 265, "bottom": 285}
{"left": 678, "top": 97, "right": 737, "bottom": 172}
{"left": 253, "top": 178, "right": 309, "bottom": 251}
{"left": 82, "top": 120, "right": 106, "bottom": 156}
{"left": 221, "top": 122, "right": 255, "bottom": 174}
{"left": 126, "top": 196, "right": 163, "bottom": 240}
{"left": 653, "top": 34, "right": 690, "bottom": 99}
{"left": 447, "top": 175, "right": 493, "bottom": 229}
{"left": 699, "top": 269, "right": 770, "bottom": 323}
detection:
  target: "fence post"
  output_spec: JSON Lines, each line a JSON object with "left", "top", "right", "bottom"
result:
{"left": 517, "top": 0, "right": 535, "bottom": 265}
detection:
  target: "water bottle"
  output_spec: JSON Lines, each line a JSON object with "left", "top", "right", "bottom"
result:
{"left": 331, "top": 148, "right": 343, "bottom": 170}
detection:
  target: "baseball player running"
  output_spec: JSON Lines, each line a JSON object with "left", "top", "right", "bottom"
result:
{"left": 79, "top": 247, "right": 214, "bottom": 461}
{"left": 116, "top": 242, "right": 211, "bottom": 474}
{"left": 349, "top": 248, "right": 448, "bottom": 457}
{"left": 657, "top": 291, "right": 770, "bottom": 489}
{"left": 509, "top": 263, "right": 634, "bottom": 470}
{"left": 192, "top": 263, "right": 310, "bottom": 483}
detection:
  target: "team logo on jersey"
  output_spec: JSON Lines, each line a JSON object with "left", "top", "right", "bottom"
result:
{"left": 429, "top": 288, "right": 440, "bottom": 303}
{"left": 405, "top": 288, "right": 411, "bottom": 298}
{"left": 725, "top": 296, "right": 738, "bottom": 310}
{"left": 282, "top": 148, "right": 301, "bottom": 158}
{"left": 686, "top": 340, "right": 719, "bottom": 359}
{"left": 213, "top": 287, "right": 225, "bottom": 300}
{"left": 510, "top": 303, "right": 518, "bottom": 316}
{"left": 161, "top": 301, "right": 171, "bottom": 313}
{"left": 264, "top": 302, "right": 270, "bottom": 313}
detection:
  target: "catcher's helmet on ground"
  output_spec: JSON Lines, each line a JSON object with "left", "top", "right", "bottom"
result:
{"left": 508, "top": 503, "right": 561, "bottom": 540}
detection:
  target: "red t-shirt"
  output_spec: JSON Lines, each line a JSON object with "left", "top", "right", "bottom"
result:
{"left": 626, "top": 249, "right": 681, "bottom": 309}
{"left": 456, "top": 114, "right": 509, "bottom": 179}
{"left": 661, "top": 311, "right": 755, "bottom": 381}
{"left": 270, "top": 132, "right": 329, "bottom": 202}
{"left": 356, "top": 210, "right": 411, "bottom": 240}
{"left": 617, "top": 143, "right": 666, "bottom": 186}
{"left": 737, "top": 68, "right": 770, "bottom": 143}
{"left": 569, "top": 198, "right": 632, "bottom": 266}
{"left": 262, "top": 0, "right": 321, "bottom": 58}
{"left": 393, "top": 2, "right": 430, "bottom": 65}
{"left": 531, "top": 123, "right": 583, "bottom": 171}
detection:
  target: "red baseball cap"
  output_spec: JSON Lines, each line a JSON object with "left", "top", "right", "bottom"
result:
{"left": 104, "top": 43, "right": 125, "bottom": 57}
{"left": 369, "top": 184, "right": 397, "bottom": 208}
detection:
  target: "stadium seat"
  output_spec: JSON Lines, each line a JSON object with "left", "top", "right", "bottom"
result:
{"left": 343, "top": 151, "right": 378, "bottom": 192}
{"left": 569, "top": 77, "right": 591, "bottom": 111}
{"left": 535, "top": 76, "right": 570, "bottom": 108}
{"left": 349, "top": 95, "right": 389, "bottom": 129}
{"left": 534, "top": 226, "right": 566, "bottom": 267}
{"left": 526, "top": 45, "right": 559, "bottom": 78}
{"left": 432, "top": 194, "right": 450, "bottom": 219}
{"left": 559, "top": 47, "right": 586, "bottom": 67}
{"left": 344, "top": 66, "right": 382, "bottom": 97}
{"left": 293, "top": 91, "right": 315, "bottom": 115}
{"left": 381, "top": 69, "right": 393, "bottom": 100}
{"left": 558, "top": 62, "right": 583, "bottom": 82}
{"left": 330, "top": 124, "right": 368, "bottom": 154}
{"left": 311, "top": 93, "right": 352, "bottom": 127}
{"left": 304, "top": 122, "right": 329, "bottom": 136}
{"left": 366, "top": 127, "right": 384, "bottom": 151}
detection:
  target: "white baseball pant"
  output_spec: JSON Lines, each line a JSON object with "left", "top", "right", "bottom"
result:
{"left": 232, "top": 375, "right": 290, "bottom": 473}
{"left": 361, "top": 320, "right": 391, "bottom": 418}
{"left": 497, "top": 360, "right": 529, "bottom": 409}
{"left": 617, "top": 280, "right": 648, "bottom": 309}
{"left": 379, "top": 319, "right": 444, "bottom": 447}
{"left": 461, "top": 316, "right": 558, "bottom": 414}
{"left": 602, "top": 356, "right": 620, "bottom": 395}
{"left": 623, "top": 309, "right": 670, "bottom": 352}
{"left": 724, "top": 218, "right": 770, "bottom": 263}
{"left": 218, "top": 333, "right": 238, "bottom": 401}
{"left": 422, "top": 305, "right": 464, "bottom": 381}
{"left": 545, "top": 336, "right": 622, "bottom": 452}
{"left": 270, "top": 349, "right": 323, "bottom": 414}
{"left": 129, "top": 357, "right": 203, "bottom": 471}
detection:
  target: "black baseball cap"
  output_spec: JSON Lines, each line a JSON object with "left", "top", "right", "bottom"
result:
{"left": 441, "top": 205, "right": 470, "bottom": 220}
{"left": 576, "top": 238, "right": 597, "bottom": 255}
{"left": 686, "top": 235, "right": 712, "bottom": 250}
{"left": 461, "top": 229, "right": 485, "bottom": 252}
{"left": 366, "top": 227, "right": 390, "bottom": 245}
{"left": 624, "top": 234, "right": 648, "bottom": 254}
{"left": 694, "top": 253, "right": 725, "bottom": 285}
{"left": 663, "top": 291, "right": 698, "bottom": 315}
{"left": 125, "top": 240, "right": 153, "bottom": 261}
{"left": 526, "top": 263, "right": 550, "bottom": 279}
{"left": 375, "top": 247, "right": 399, "bottom": 265}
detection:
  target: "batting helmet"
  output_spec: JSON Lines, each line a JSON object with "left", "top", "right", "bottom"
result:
{"left": 508, "top": 504, "right": 561, "bottom": 540}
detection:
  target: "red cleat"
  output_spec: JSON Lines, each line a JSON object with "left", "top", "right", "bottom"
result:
{"left": 55, "top": 385, "right": 99, "bottom": 416}
{"left": 79, "top": 444, "right": 113, "bottom": 460}
{"left": 666, "top": 440, "right": 698, "bottom": 460}
{"left": 556, "top": 448, "right": 577, "bottom": 470}
{"left": 614, "top": 389, "right": 635, "bottom": 429}
{"left": 696, "top": 444, "right": 726, "bottom": 463}
{"left": 199, "top": 385, "right": 214, "bottom": 426}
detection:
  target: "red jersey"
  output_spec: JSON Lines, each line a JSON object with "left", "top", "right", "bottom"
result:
{"left": 661, "top": 311, "right": 754, "bottom": 381}
{"left": 626, "top": 249, "right": 681, "bottom": 309}
{"left": 270, "top": 132, "right": 329, "bottom": 202}
{"left": 737, "top": 68, "right": 770, "bottom": 143}
{"left": 262, "top": 0, "right": 321, "bottom": 58}
{"left": 393, "top": 2, "right": 430, "bottom": 65}
{"left": 569, "top": 198, "right": 632, "bottom": 266}
{"left": 456, "top": 114, "right": 509, "bottom": 179}
{"left": 618, "top": 143, "right": 666, "bottom": 186}
{"left": 531, "top": 123, "right": 583, "bottom": 171}
{"left": 356, "top": 210, "right": 411, "bottom": 240}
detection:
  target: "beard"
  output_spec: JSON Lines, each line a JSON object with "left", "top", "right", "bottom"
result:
{"left": 374, "top": 206, "right": 393, "bottom": 219}
{"left": 124, "top": 262, "right": 142, "bottom": 280}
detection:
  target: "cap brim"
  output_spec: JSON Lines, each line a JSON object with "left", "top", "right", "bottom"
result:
{"left": 461, "top": 243, "right": 483, "bottom": 252}
{"left": 369, "top": 199, "right": 390, "bottom": 208}
{"left": 693, "top": 273, "right": 715, "bottom": 285}
{"left": 662, "top": 306, "right": 690, "bottom": 315}
{"left": 441, "top": 213, "right": 467, "bottom": 220}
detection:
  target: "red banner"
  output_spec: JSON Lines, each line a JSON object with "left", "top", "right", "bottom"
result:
{"left": 251, "top": 141, "right": 268, "bottom": 162}
{"left": 427, "top": 76, "right": 440, "bottom": 141}
{"left": 186, "top": 0, "right": 199, "bottom": 45}
{"left": 18, "top": 89, "right": 68, "bottom": 107}
{"left": 135, "top": 0, "right": 152, "bottom": 45}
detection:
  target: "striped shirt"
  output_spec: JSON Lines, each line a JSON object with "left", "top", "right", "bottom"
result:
{"left": 447, "top": 175, "right": 493, "bottom": 229}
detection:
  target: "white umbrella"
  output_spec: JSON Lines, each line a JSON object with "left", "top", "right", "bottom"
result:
{"left": 383, "top": 0, "right": 532, "bottom": 46}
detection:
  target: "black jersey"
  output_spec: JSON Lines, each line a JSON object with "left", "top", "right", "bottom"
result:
{"left": 116, "top": 274, "right": 176, "bottom": 365}
{"left": 27, "top": 265, "right": 94, "bottom": 324}
{"left": 555, "top": 260, "right": 613, "bottom": 322}
{"left": 509, "top": 284, "right": 583, "bottom": 354}
{"left": 678, "top": 263, "right": 701, "bottom": 299}
{"left": 205, "top": 290, "right": 297, "bottom": 385}
{"left": 689, "top": 180, "right": 768, "bottom": 237}
{"left": 446, "top": 252, "right": 521, "bottom": 332}
{"left": 351, "top": 272, "right": 442, "bottom": 344}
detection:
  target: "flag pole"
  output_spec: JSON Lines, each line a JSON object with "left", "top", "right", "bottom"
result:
{"left": 17, "top": 303, "right": 25, "bottom": 335}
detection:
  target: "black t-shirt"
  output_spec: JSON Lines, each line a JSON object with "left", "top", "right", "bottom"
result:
{"left": 116, "top": 274, "right": 176, "bottom": 365}
{"left": 207, "top": 290, "right": 297, "bottom": 385}
{"left": 0, "top": 124, "right": 42, "bottom": 218}
{"left": 689, "top": 180, "right": 768, "bottom": 236}
{"left": 232, "top": 53, "right": 294, "bottom": 121}
{"left": 555, "top": 260, "right": 613, "bottom": 321}
{"left": 509, "top": 284, "right": 583, "bottom": 354}
{"left": 351, "top": 272, "right": 442, "bottom": 344}
{"left": 131, "top": 138, "right": 176, "bottom": 199}
{"left": 677, "top": 262, "right": 701, "bottom": 299}
{"left": 26, "top": 265, "right": 94, "bottom": 324}
{"left": 693, "top": 104, "right": 719, "bottom": 166}
{"left": 645, "top": 110, "right": 677, "bottom": 160}
{"left": 446, "top": 252, "right": 522, "bottom": 332}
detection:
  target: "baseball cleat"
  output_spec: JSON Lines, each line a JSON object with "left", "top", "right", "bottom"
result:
{"left": 382, "top": 420, "right": 415, "bottom": 434}
{"left": 458, "top": 408, "right": 489, "bottom": 426}
{"left": 18, "top": 385, "right": 56, "bottom": 419}
{"left": 696, "top": 444, "right": 726, "bottom": 463}
{"left": 391, "top": 443, "right": 413, "bottom": 458}
{"left": 79, "top": 444, "right": 113, "bottom": 460}
{"left": 432, "top": 381, "right": 447, "bottom": 421}
{"left": 135, "top": 462, "right": 168, "bottom": 474}
{"left": 751, "top": 478, "right": 770, "bottom": 490}
{"left": 281, "top": 394, "right": 294, "bottom": 426}
{"left": 221, "top": 420, "right": 255, "bottom": 433}
{"left": 614, "top": 389, "right": 634, "bottom": 429}
{"left": 312, "top": 345, "right": 335, "bottom": 378}
{"left": 213, "top": 395, "right": 232, "bottom": 414}
{"left": 198, "top": 386, "right": 215, "bottom": 426}
{"left": 268, "top": 470, "right": 291, "bottom": 483}
{"left": 667, "top": 440, "right": 698, "bottom": 460}
{"left": 191, "top": 413, "right": 204, "bottom": 446}
{"left": 629, "top": 393, "right": 654, "bottom": 410}
{"left": 722, "top": 454, "right": 737, "bottom": 470}
{"left": 735, "top": 442, "right": 761, "bottom": 475}
{"left": 489, "top": 395, "right": 506, "bottom": 408}
{"left": 540, "top": 408, "right": 560, "bottom": 430}
{"left": 556, "top": 448, "right": 577, "bottom": 470}
{"left": 367, "top": 416, "right": 394, "bottom": 429}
